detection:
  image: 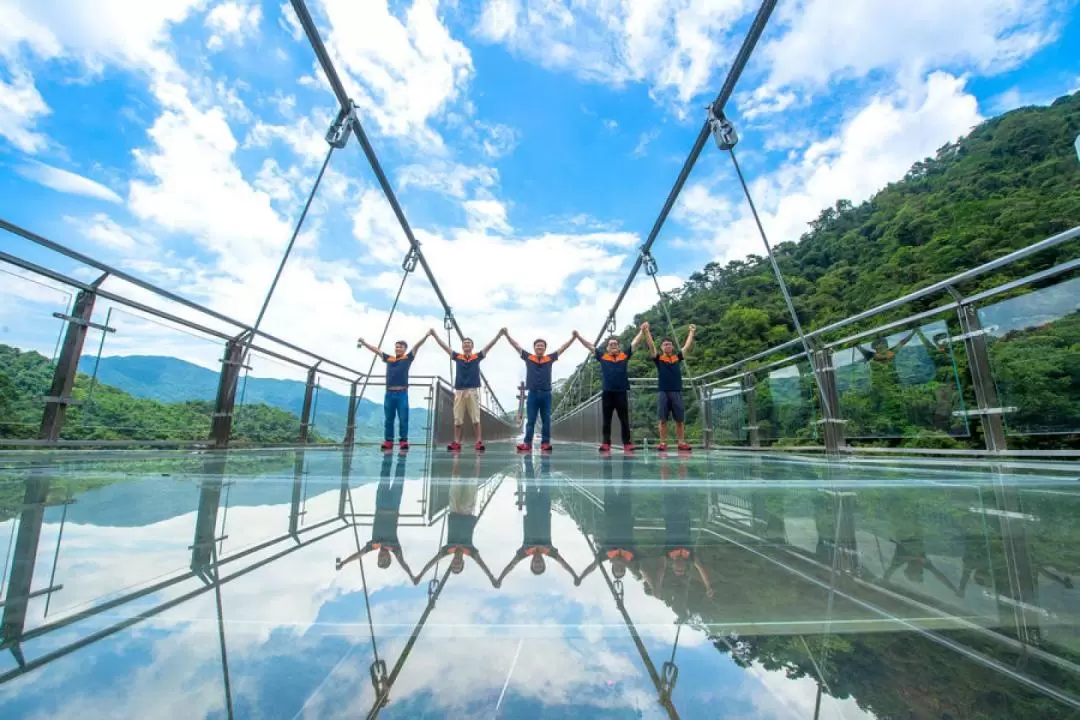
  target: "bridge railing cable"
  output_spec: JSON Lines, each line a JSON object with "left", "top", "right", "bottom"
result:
{"left": 287, "top": 0, "right": 506, "bottom": 416}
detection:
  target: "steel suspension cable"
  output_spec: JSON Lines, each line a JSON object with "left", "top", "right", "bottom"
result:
{"left": 355, "top": 261, "right": 414, "bottom": 410}
{"left": 726, "top": 148, "right": 835, "bottom": 419}
{"left": 232, "top": 146, "right": 334, "bottom": 396}
{"left": 346, "top": 486, "right": 381, "bottom": 665}
{"left": 648, "top": 270, "right": 704, "bottom": 403}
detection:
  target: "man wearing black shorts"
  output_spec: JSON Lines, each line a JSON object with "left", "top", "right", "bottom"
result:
{"left": 643, "top": 322, "right": 696, "bottom": 451}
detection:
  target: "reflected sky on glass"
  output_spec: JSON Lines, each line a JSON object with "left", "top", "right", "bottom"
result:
{"left": 1, "top": 446, "right": 1079, "bottom": 719}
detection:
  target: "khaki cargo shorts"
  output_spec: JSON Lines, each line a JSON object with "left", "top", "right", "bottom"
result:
{"left": 453, "top": 388, "right": 481, "bottom": 424}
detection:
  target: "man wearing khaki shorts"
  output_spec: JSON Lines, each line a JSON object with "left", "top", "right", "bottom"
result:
{"left": 433, "top": 329, "right": 505, "bottom": 451}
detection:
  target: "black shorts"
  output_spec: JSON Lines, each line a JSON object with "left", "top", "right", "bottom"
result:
{"left": 657, "top": 391, "right": 685, "bottom": 422}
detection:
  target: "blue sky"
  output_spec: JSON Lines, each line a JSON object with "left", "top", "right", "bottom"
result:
{"left": 1, "top": 0, "right": 1078, "bottom": 405}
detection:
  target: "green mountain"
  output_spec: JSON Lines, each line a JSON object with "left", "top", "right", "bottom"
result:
{"left": 76, "top": 354, "right": 429, "bottom": 441}
{"left": 561, "top": 91, "right": 1080, "bottom": 448}
{"left": 0, "top": 344, "right": 323, "bottom": 444}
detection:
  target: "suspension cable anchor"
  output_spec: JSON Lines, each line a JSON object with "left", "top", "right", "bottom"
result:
{"left": 707, "top": 105, "right": 739, "bottom": 151}
{"left": 325, "top": 102, "right": 356, "bottom": 149}
{"left": 606, "top": 313, "right": 617, "bottom": 336}
{"left": 401, "top": 247, "right": 419, "bottom": 273}
{"left": 443, "top": 312, "right": 455, "bottom": 332}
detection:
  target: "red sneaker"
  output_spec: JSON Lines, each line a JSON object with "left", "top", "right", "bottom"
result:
{"left": 623, "top": 444, "right": 635, "bottom": 452}
{"left": 598, "top": 444, "right": 611, "bottom": 452}
{"left": 516, "top": 443, "right": 531, "bottom": 452}
{"left": 540, "top": 443, "right": 552, "bottom": 452}
{"left": 380, "top": 440, "right": 393, "bottom": 450}
{"left": 677, "top": 443, "right": 692, "bottom": 452}
{"left": 447, "top": 442, "right": 461, "bottom": 452}
{"left": 399, "top": 440, "right": 409, "bottom": 451}
{"left": 475, "top": 441, "right": 486, "bottom": 452}
{"left": 657, "top": 443, "right": 668, "bottom": 452}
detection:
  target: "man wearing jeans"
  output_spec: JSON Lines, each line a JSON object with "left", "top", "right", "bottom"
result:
{"left": 578, "top": 323, "right": 646, "bottom": 452}
{"left": 504, "top": 330, "right": 575, "bottom": 452}
{"left": 357, "top": 330, "right": 433, "bottom": 450}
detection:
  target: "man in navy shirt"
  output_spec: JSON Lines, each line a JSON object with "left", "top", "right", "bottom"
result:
{"left": 643, "top": 322, "right": 697, "bottom": 451}
{"left": 357, "top": 330, "right": 433, "bottom": 450}
{"left": 504, "top": 329, "right": 576, "bottom": 452}
{"left": 432, "top": 330, "right": 505, "bottom": 452}
{"left": 577, "top": 323, "right": 646, "bottom": 452}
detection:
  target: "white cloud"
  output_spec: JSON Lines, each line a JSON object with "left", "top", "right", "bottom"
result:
{"left": 478, "top": 121, "right": 519, "bottom": 159}
{"left": 678, "top": 72, "right": 983, "bottom": 264}
{"left": 205, "top": 1, "right": 262, "bottom": 50}
{"left": 754, "top": 0, "right": 1060, "bottom": 105}
{"left": 475, "top": 0, "right": 749, "bottom": 111}
{"left": 0, "top": 0, "right": 207, "bottom": 74}
{"left": 318, "top": 0, "right": 473, "bottom": 144}
{"left": 463, "top": 198, "right": 511, "bottom": 234}
{"left": 633, "top": 129, "right": 660, "bottom": 157}
{"left": 397, "top": 161, "right": 498, "bottom": 199}
{"left": 0, "top": 66, "right": 50, "bottom": 152}
{"left": 16, "top": 160, "right": 123, "bottom": 203}
{"left": 602, "top": 118, "right": 619, "bottom": 133}
{"left": 68, "top": 213, "right": 158, "bottom": 253}
{"left": 244, "top": 109, "right": 334, "bottom": 165}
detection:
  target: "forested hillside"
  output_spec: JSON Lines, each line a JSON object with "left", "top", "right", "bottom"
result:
{"left": 562, "top": 92, "right": 1080, "bottom": 446}
{"left": 0, "top": 345, "right": 323, "bottom": 444}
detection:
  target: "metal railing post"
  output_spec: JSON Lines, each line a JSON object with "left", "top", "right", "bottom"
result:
{"left": 210, "top": 334, "right": 248, "bottom": 449}
{"left": 957, "top": 303, "right": 1008, "bottom": 452}
{"left": 38, "top": 277, "right": 106, "bottom": 442}
{"left": 742, "top": 372, "right": 760, "bottom": 447}
{"left": 699, "top": 387, "right": 713, "bottom": 448}
{"left": 298, "top": 364, "right": 319, "bottom": 444}
{"left": 811, "top": 348, "right": 845, "bottom": 454}
{"left": 344, "top": 379, "right": 360, "bottom": 448}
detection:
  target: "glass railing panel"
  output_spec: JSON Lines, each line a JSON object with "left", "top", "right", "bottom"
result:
{"left": 0, "top": 268, "right": 74, "bottom": 440}
{"left": 833, "top": 318, "right": 970, "bottom": 440}
{"left": 755, "top": 359, "right": 819, "bottom": 445}
{"left": 234, "top": 350, "right": 312, "bottom": 444}
{"left": 58, "top": 306, "right": 222, "bottom": 442}
{"left": 707, "top": 381, "right": 749, "bottom": 445}
{"left": 977, "top": 275, "right": 1080, "bottom": 436}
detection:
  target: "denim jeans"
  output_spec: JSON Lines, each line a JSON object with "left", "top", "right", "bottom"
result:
{"left": 524, "top": 389, "right": 552, "bottom": 445}
{"left": 383, "top": 390, "right": 409, "bottom": 441}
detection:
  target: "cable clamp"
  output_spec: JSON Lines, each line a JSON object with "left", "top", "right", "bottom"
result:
{"left": 707, "top": 104, "right": 739, "bottom": 151}
{"left": 641, "top": 250, "right": 659, "bottom": 277}
{"left": 402, "top": 247, "right": 419, "bottom": 273}
{"left": 606, "top": 314, "right": 617, "bottom": 335}
{"left": 325, "top": 102, "right": 356, "bottom": 149}
{"left": 443, "top": 312, "right": 455, "bottom": 332}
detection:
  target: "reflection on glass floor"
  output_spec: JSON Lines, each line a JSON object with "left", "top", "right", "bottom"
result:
{"left": 1, "top": 445, "right": 1079, "bottom": 718}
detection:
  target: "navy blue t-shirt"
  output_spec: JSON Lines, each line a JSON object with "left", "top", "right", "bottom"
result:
{"left": 595, "top": 348, "right": 632, "bottom": 392}
{"left": 382, "top": 351, "right": 415, "bottom": 388}
{"left": 521, "top": 350, "right": 560, "bottom": 391}
{"left": 453, "top": 351, "right": 485, "bottom": 389}
{"left": 654, "top": 351, "right": 684, "bottom": 392}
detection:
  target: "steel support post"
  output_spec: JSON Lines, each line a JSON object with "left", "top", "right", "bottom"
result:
{"left": 699, "top": 388, "right": 713, "bottom": 449}
{"left": 338, "top": 447, "right": 353, "bottom": 518}
{"left": 210, "top": 335, "right": 248, "bottom": 449}
{"left": 299, "top": 365, "right": 318, "bottom": 444}
{"left": 811, "top": 349, "right": 845, "bottom": 454}
{"left": 1, "top": 473, "right": 51, "bottom": 656}
{"left": 344, "top": 380, "right": 360, "bottom": 448}
{"left": 39, "top": 285, "right": 100, "bottom": 442}
{"left": 742, "top": 372, "right": 760, "bottom": 447}
{"left": 190, "top": 458, "right": 227, "bottom": 580}
{"left": 957, "top": 304, "right": 1008, "bottom": 452}
{"left": 289, "top": 449, "right": 306, "bottom": 536}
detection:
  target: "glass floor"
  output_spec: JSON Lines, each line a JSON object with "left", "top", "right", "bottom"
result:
{"left": 1, "top": 444, "right": 1079, "bottom": 719}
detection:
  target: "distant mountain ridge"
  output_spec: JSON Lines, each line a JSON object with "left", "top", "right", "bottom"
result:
{"left": 77, "top": 355, "right": 429, "bottom": 441}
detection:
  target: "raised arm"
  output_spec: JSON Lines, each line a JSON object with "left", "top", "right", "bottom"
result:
{"left": 551, "top": 550, "right": 580, "bottom": 583}
{"left": 495, "top": 550, "right": 527, "bottom": 586}
{"left": 630, "top": 324, "right": 645, "bottom": 350}
{"left": 682, "top": 324, "right": 696, "bottom": 355}
{"left": 335, "top": 543, "right": 374, "bottom": 570}
{"left": 480, "top": 329, "right": 505, "bottom": 356}
{"left": 394, "top": 548, "right": 420, "bottom": 584}
{"left": 356, "top": 337, "right": 382, "bottom": 356}
{"left": 554, "top": 334, "right": 575, "bottom": 356}
{"left": 575, "top": 553, "right": 603, "bottom": 586}
{"left": 428, "top": 328, "right": 454, "bottom": 356}
{"left": 694, "top": 558, "right": 714, "bottom": 598}
{"left": 412, "top": 328, "right": 434, "bottom": 353}
{"left": 502, "top": 328, "right": 524, "bottom": 354}
{"left": 471, "top": 551, "right": 501, "bottom": 588}
{"left": 575, "top": 331, "right": 596, "bottom": 352}
{"left": 413, "top": 548, "right": 447, "bottom": 584}
{"left": 643, "top": 322, "right": 657, "bottom": 355}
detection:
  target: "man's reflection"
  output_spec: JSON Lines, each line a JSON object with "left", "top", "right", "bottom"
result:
{"left": 644, "top": 459, "right": 713, "bottom": 599}
{"left": 336, "top": 451, "right": 417, "bottom": 581}
{"left": 416, "top": 454, "right": 498, "bottom": 585}
{"left": 578, "top": 456, "right": 636, "bottom": 584}
{"left": 497, "top": 454, "right": 578, "bottom": 584}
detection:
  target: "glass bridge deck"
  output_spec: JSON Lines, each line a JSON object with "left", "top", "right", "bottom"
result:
{"left": 1, "top": 444, "right": 1078, "bottom": 719}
